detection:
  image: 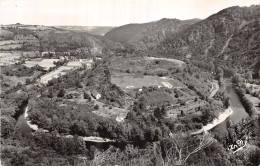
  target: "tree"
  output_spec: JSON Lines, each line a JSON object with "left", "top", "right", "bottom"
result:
{"left": 76, "top": 81, "right": 83, "bottom": 88}
{"left": 232, "top": 74, "right": 242, "bottom": 84}
{"left": 245, "top": 72, "right": 252, "bottom": 80}
{"left": 84, "top": 92, "right": 91, "bottom": 101}
{"left": 58, "top": 89, "right": 66, "bottom": 97}
{"left": 154, "top": 106, "right": 167, "bottom": 119}
{"left": 25, "top": 78, "right": 30, "bottom": 85}
{"left": 209, "top": 62, "right": 215, "bottom": 73}
{"left": 158, "top": 132, "right": 214, "bottom": 165}
{"left": 94, "top": 104, "right": 99, "bottom": 110}
{"left": 126, "top": 111, "right": 136, "bottom": 120}
{"left": 17, "top": 82, "right": 22, "bottom": 87}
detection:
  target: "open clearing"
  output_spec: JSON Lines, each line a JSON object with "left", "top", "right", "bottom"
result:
{"left": 24, "top": 58, "right": 60, "bottom": 70}
{"left": 40, "top": 66, "right": 73, "bottom": 84}
{"left": 93, "top": 100, "right": 129, "bottom": 122}
{"left": 0, "top": 52, "right": 21, "bottom": 65}
{"left": 145, "top": 57, "right": 185, "bottom": 67}
{"left": 38, "top": 59, "right": 60, "bottom": 70}
{"left": 0, "top": 44, "right": 23, "bottom": 50}
{"left": 0, "top": 40, "right": 22, "bottom": 45}
{"left": 111, "top": 73, "right": 185, "bottom": 89}
{"left": 24, "top": 58, "right": 43, "bottom": 68}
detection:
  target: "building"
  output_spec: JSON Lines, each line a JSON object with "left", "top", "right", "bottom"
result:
{"left": 91, "top": 90, "right": 101, "bottom": 99}
{"left": 41, "top": 52, "right": 56, "bottom": 57}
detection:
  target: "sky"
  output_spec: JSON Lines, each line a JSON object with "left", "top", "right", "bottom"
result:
{"left": 0, "top": 0, "right": 259, "bottom": 26}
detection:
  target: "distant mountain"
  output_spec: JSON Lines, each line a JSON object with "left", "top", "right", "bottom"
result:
{"left": 105, "top": 18, "right": 200, "bottom": 50}
{"left": 152, "top": 5, "right": 260, "bottom": 68}
{"left": 57, "top": 26, "right": 115, "bottom": 36}
{"left": 38, "top": 30, "right": 117, "bottom": 54}
{"left": 0, "top": 24, "right": 117, "bottom": 55}
{"left": 105, "top": 22, "right": 153, "bottom": 44}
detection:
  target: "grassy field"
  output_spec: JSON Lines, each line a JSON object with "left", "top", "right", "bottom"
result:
{"left": 40, "top": 67, "right": 67, "bottom": 84}
{"left": 111, "top": 73, "right": 185, "bottom": 89}
{"left": 0, "top": 52, "right": 21, "bottom": 65}
{"left": 24, "top": 58, "right": 60, "bottom": 70}
{"left": 24, "top": 58, "right": 43, "bottom": 68}
{"left": 0, "top": 44, "right": 23, "bottom": 50}
{"left": 0, "top": 40, "right": 22, "bottom": 45}
{"left": 109, "top": 56, "right": 184, "bottom": 74}
{"left": 92, "top": 100, "right": 129, "bottom": 122}
{"left": 145, "top": 56, "right": 185, "bottom": 67}
{"left": 38, "top": 59, "right": 60, "bottom": 69}
{"left": 67, "top": 61, "right": 82, "bottom": 67}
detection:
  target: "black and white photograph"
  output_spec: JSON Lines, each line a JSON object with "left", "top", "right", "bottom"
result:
{"left": 0, "top": 0, "right": 260, "bottom": 165}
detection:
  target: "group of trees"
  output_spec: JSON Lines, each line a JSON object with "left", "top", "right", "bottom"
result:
{"left": 2, "top": 64, "right": 34, "bottom": 77}
{"left": 191, "top": 60, "right": 215, "bottom": 73}
{"left": 235, "top": 87, "right": 257, "bottom": 116}
{"left": 28, "top": 98, "right": 125, "bottom": 140}
{"left": 83, "top": 61, "right": 126, "bottom": 107}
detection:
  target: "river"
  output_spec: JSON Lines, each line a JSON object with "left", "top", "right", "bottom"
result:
{"left": 16, "top": 100, "right": 33, "bottom": 136}
{"left": 226, "top": 85, "right": 248, "bottom": 124}
{"left": 191, "top": 80, "right": 248, "bottom": 135}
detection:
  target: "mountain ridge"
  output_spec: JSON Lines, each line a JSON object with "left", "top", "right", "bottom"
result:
{"left": 104, "top": 18, "right": 201, "bottom": 50}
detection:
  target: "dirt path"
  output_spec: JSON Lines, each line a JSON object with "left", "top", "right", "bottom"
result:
{"left": 209, "top": 80, "right": 219, "bottom": 99}
{"left": 205, "top": 39, "right": 215, "bottom": 58}
{"left": 218, "top": 35, "right": 233, "bottom": 57}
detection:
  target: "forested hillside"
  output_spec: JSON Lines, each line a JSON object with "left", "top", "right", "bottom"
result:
{"left": 152, "top": 5, "right": 260, "bottom": 69}
{"left": 105, "top": 18, "right": 200, "bottom": 50}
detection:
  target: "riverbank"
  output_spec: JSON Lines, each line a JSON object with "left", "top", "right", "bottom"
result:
{"left": 190, "top": 107, "right": 233, "bottom": 135}
{"left": 24, "top": 106, "right": 48, "bottom": 132}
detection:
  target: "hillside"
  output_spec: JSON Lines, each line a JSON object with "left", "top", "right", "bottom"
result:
{"left": 152, "top": 5, "right": 260, "bottom": 68}
{"left": 105, "top": 18, "right": 200, "bottom": 50}
{"left": 105, "top": 22, "right": 153, "bottom": 44}
{"left": 57, "top": 26, "right": 114, "bottom": 36}
{"left": 38, "top": 30, "right": 116, "bottom": 54}
{"left": 1, "top": 24, "right": 117, "bottom": 55}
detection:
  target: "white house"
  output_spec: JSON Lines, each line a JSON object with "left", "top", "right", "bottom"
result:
{"left": 91, "top": 90, "right": 101, "bottom": 99}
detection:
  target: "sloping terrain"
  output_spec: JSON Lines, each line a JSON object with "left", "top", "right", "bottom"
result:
{"left": 57, "top": 26, "right": 114, "bottom": 36}
{"left": 1, "top": 24, "right": 117, "bottom": 55}
{"left": 152, "top": 5, "right": 260, "bottom": 67}
{"left": 37, "top": 30, "right": 117, "bottom": 54}
{"left": 105, "top": 18, "right": 200, "bottom": 50}
{"left": 105, "top": 22, "right": 153, "bottom": 44}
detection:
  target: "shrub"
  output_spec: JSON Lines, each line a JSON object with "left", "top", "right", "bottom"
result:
{"left": 84, "top": 92, "right": 91, "bottom": 100}
{"left": 66, "top": 94, "right": 73, "bottom": 99}
{"left": 94, "top": 104, "right": 99, "bottom": 110}
{"left": 58, "top": 89, "right": 66, "bottom": 97}
{"left": 25, "top": 78, "right": 30, "bottom": 85}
